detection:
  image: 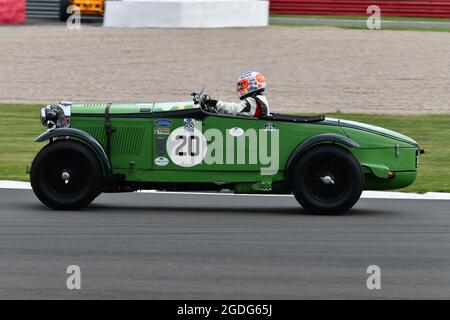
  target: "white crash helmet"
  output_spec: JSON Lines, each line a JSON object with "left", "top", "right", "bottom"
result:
{"left": 236, "top": 71, "right": 266, "bottom": 100}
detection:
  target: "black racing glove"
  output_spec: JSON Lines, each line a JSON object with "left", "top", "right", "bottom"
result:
{"left": 201, "top": 95, "right": 218, "bottom": 112}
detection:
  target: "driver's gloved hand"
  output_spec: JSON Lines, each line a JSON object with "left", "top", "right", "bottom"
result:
{"left": 201, "top": 95, "right": 218, "bottom": 111}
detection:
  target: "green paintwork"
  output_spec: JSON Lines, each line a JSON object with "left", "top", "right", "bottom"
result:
{"left": 63, "top": 100, "right": 421, "bottom": 192}
{"left": 71, "top": 101, "right": 195, "bottom": 114}
{"left": 339, "top": 119, "right": 418, "bottom": 146}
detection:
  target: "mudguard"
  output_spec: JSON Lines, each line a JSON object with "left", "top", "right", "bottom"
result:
{"left": 34, "top": 128, "right": 112, "bottom": 179}
{"left": 284, "top": 133, "right": 360, "bottom": 185}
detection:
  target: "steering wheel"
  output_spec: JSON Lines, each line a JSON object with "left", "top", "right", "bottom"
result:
{"left": 202, "top": 99, "right": 218, "bottom": 114}
{"left": 192, "top": 91, "right": 217, "bottom": 113}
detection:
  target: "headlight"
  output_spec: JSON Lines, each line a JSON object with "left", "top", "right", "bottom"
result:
{"left": 40, "top": 102, "right": 71, "bottom": 129}
{"left": 40, "top": 106, "right": 59, "bottom": 127}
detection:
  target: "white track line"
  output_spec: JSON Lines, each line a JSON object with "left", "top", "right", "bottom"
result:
{"left": 0, "top": 181, "right": 32, "bottom": 190}
{"left": 362, "top": 191, "right": 450, "bottom": 200}
{"left": 1, "top": 180, "right": 449, "bottom": 200}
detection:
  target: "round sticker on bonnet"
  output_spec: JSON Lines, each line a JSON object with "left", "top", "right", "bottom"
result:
{"left": 166, "top": 127, "right": 207, "bottom": 167}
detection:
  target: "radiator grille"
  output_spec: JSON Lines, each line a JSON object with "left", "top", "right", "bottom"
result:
{"left": 111, "top": 125, "right": 146, "bottom": 155}
{"left": 75, "top": 123, "right": 105, "bottom": 146}
{"left": 75, "top": 123, "right": 146, "bottom": 156}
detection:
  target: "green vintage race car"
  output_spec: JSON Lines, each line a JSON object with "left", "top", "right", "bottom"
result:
{"left": 30, "top": 93, "right": 424, "bottom": 213}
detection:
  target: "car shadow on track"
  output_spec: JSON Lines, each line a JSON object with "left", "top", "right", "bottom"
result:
{"left": 74, "top": 204, "right": 386, "bottom": 217}
{"left": 89, "top": 204, "right": 304, "bottom": 215}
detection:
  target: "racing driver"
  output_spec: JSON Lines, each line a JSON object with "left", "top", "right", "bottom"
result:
{"left": 201, "top": 71, "right": 270, "bottom": 118}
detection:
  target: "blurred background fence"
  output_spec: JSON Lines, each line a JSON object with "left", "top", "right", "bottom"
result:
{"left": 26, "top": 0, "right": 59, "bottom": 19}
{"left": 5, "top": 0, "right": 450, "bottom": 23}
{"left": 0, "top": 0, "right": 25, "bottom": 23}
{"left": 270, "top": 0, "right": 450, "bottom": 18}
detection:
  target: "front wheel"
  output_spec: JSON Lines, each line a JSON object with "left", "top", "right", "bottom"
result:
{"left": 31, "top": 140, "right": 102, "bottom": 210}
{"left": 292, "top": 145, "right": 363, "bottom": 214}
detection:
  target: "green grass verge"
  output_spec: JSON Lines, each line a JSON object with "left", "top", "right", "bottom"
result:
{"left": 1, "top": 104, "right": 449, "bottom": 193}
{"left": 270, "top": 22, "right": 450, "bottom": 32}
{"left": 270, "top": 14, "right": 450, "bottom": 32}
{"left": 337, "top": 25, "right": 450, "bottom": 32}
{"left": 0, "top": 104, "right": 44, "bottom": 181}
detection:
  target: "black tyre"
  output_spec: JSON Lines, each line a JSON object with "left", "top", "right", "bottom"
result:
{"left": 31, "top": 140, "right": 102, "bottom": 210}
{"left": 292, "top": 145, "right": 363, "bottom": 214}
{"left": 59, "top": 0, "right": 72, "bottom": 22}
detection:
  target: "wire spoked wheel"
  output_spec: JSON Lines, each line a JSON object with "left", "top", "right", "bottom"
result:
{"left": 292, "top": 145, "right": 363, "bottom": 214}
{"left": 31, "top": 141, "right": 102, "bottom": 210}
{"left": 44, "top": 156, "right": 88, "bottom": 195}
{"left": 305, "top": 158, "right": 349, "bottom": 203}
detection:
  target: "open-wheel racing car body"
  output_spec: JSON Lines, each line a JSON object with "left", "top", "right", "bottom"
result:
{"left": 30, "top": 94, "right": 424, "bottom": 213}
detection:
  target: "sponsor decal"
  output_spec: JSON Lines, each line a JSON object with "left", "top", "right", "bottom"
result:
{"left": 154, "top": 127, "right": 170, "bottom": 135}
{"left": 229, "top": 127, "right": 244, "bottom": 137}
{"left": 154, "top": 156, "right": 169, "bottom": 166}
{"left": 155, "top": 119, "right": 172, "bottom": 127}
{"left": 184, "top": 118, "right": 195, "bottom": 132}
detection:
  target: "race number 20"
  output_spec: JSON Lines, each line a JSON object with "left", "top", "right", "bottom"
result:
{"left": 175, "top": 135, "right": 201, "bottom": 157}
{"left": 167, "top": 127, "right": 207, "bottom": 167}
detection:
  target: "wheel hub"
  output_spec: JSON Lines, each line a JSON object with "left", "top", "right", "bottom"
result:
{"left": 320, "top": 175, "right": 335, "bottom": 185}
{"left": 61, "top": 170, "right": 71, "bottom": 184}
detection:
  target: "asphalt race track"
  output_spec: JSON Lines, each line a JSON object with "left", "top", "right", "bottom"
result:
{"left": 0, "top": 189, "right": 449, "bottom": 299}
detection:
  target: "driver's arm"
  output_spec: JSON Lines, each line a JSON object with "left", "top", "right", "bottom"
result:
{"left": 216, "top": 100, "right": 250, "bottom": 116}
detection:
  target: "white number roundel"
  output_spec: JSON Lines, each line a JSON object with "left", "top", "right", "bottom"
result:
{"left": 166, "top": 127, "right": 207, "bottom": 167}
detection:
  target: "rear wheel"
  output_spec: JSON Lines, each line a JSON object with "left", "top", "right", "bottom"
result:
{"left": 31, "top": 140, "right": 102, "bottom": 210}
{"left": 292, "top": 145, "right": 363, "bottom": 214}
